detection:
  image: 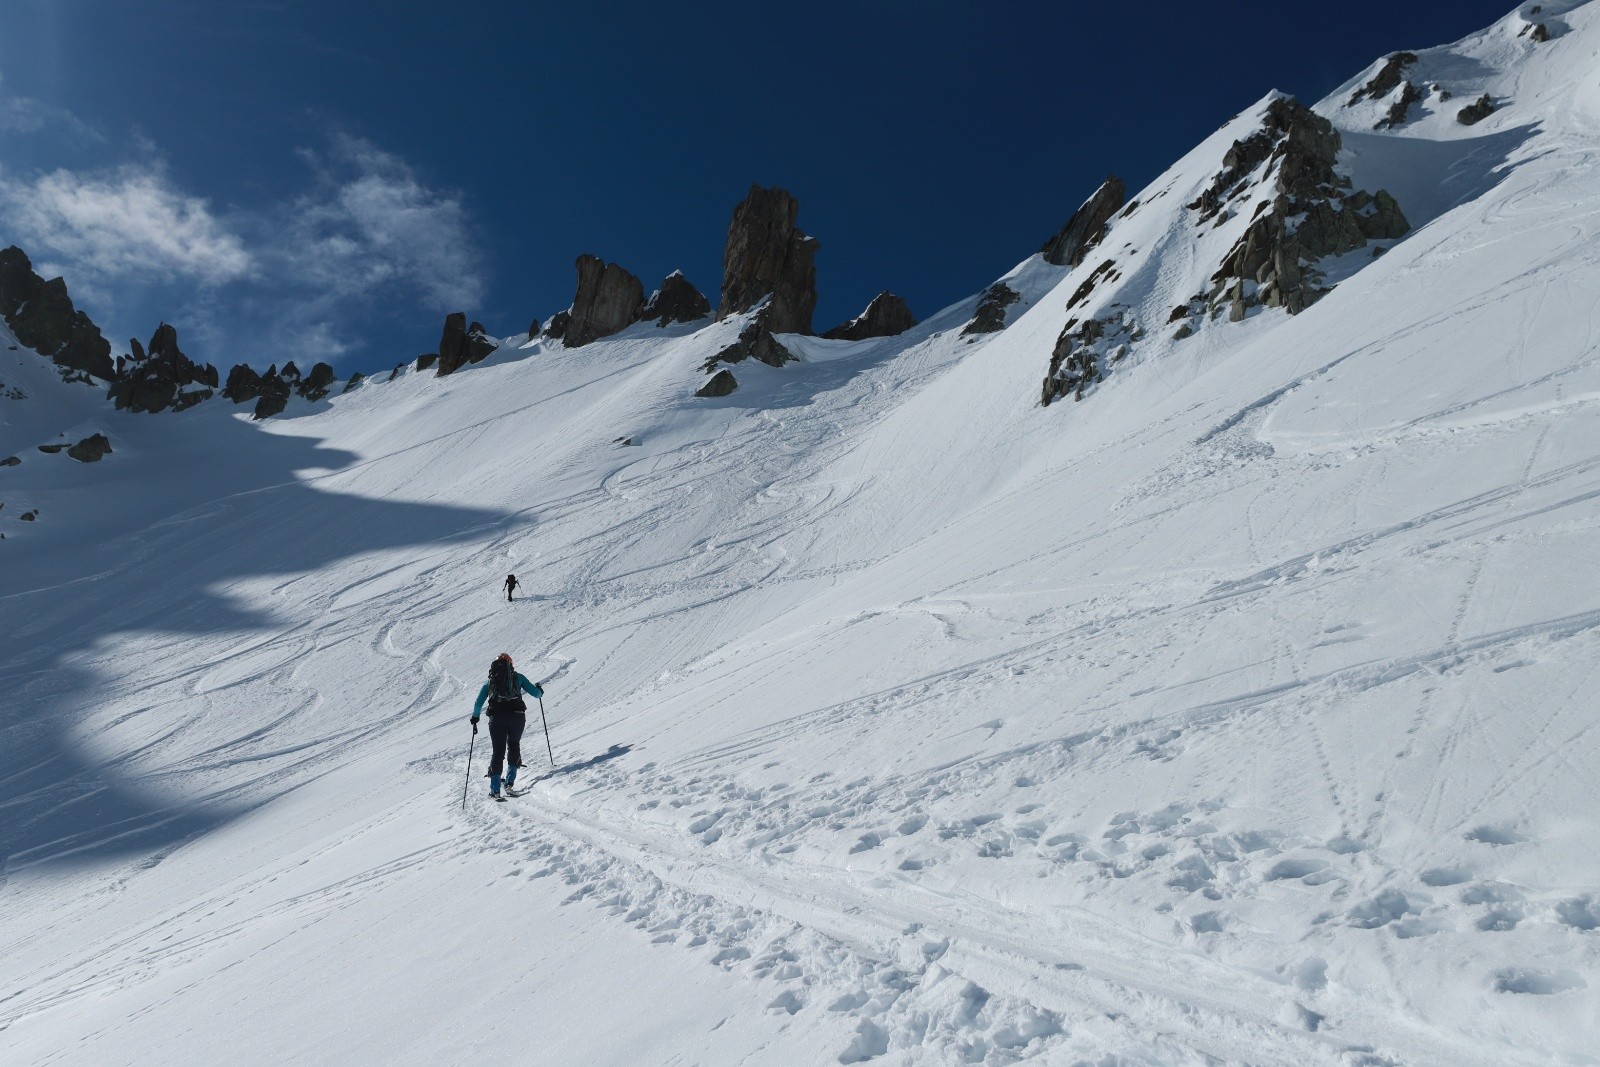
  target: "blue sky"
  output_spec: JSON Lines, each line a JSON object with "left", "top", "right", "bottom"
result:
{"left": 0, "top": 0, "right": 1517, "bottom": 375}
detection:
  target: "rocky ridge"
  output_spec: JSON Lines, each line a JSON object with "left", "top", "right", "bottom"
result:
{"left": 1042, "top": 94, "right": 1412, "bottom": 408}
{"left": 1039, "top": 178, "right": 1126, "bottom": 268}
{"left": 0, "top": 246, "right": 113, "bottom": 381}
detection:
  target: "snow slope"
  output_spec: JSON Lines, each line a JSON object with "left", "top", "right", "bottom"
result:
{"left": 3, "top": 4, "right": 1599, "bottom": 1063}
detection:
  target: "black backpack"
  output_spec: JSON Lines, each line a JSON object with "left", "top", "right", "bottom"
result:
{"left": 487, "top": 658, "right": 527, "bottom": 714}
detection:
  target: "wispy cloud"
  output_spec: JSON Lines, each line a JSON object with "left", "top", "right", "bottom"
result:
{"left": 0, "top": 162, "right": 254, "bottom": 285}
{"left": 274, "top": 133, "right": 484, "bottom": 309}
{"left": 0, "top": 73, "right": 102, "bottom": 142}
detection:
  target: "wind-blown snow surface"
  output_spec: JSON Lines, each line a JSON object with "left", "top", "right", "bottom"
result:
{"left": 5, "top": 5, "right": 1600, "bottom": 1063}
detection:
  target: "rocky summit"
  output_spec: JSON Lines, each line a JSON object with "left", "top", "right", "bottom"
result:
{"left": 716, "top": 185, "right": 819, "bottom": 336}
{"left": 641, "top": 271, "right": 712, "bottom": 326}
{"left": 822, "top": 292, "right": 918, "bottom": 341}
{"left": 560, "top": 255, "right": 647, "bottom": 348}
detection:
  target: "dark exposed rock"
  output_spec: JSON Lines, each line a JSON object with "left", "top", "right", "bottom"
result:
{"left": 252, "top": 364, "right": 294, "bottom": 419}
{"left": 696, "top": 369, "right": 738, "bottom": 398}
{"left": 38, "top": 443, "right": 65, "bottom": 454}
{"left": 822, "top": 292, "right": 917, "bottom": 341}
{"left": 1173, "top": 323, "right": 1195, "bottom": 340}
{"left": 566, "top": 255, "right": 646, "bottom": 347}
{"left": 299, "top": 362, "right": 336, "bottom": 401}
{"left": 527, "top": 317, "right": 541, "bottom": 339}
{"left": 0, "top": 456, "right": 19, "bottom": 467}
{"left": 717, "top": 185, "right": 819, "bottom": 336}
{"left": 703, "top": 310, "right": 796, "bottom": 372}
{"left": 0, "top": 246, "right": 114, "bottom": 380}
{"left": 641, "top": 271, "right": 711, "bottom": 326}
{"left": 1201, "top": 97, "right": 1410, "bottom": 318}
{"left": 961, "top": 283, "right": 1021, "bottom": 337}
{"left": 343, "top": 372, "right": 365, "bottom": 393}
{"left": 1458, "top": 94, "right": 1496, "bottom": 125}
{"left": 1347, "top": 52, "right": 1418, "bottom": 106}
{"left": 108, "top": 324, "right": 218, "bottom": 413}
{"left": 1525, "top": 22, "right": 1551, "bottom": 42}
{"left": 434, "top": 313, "right": 467, "bottom": 374}
{"left": 544, "top": 310, "right": 572, "bottom": 341}
{"left": 67, "top": 433, "right": 112, "bottom": 463}
{"left": 1041, "top": 312, "right": 1141, "bottom": 407}
{"left": 224, "top": 363, "right": 263, "bottom": 404}
{"left": 1040, "top": 177, "right": 1126, "bottom": 267}
{"left": 1168, "top": 305, "right": 1191, "bottom": 323}
{"left": 1190, "top": 97, "right": 1343, "bottom": 224}
{"left": 1375, "top": 81, "right": 1424, "bottom": 130}
{"left": 1065, "top": 261, "right": 1120, "bottom": 311}
{"left": 19, "top": 509, "right": 36, "bottom": 521}
{"left": 428, "top": 317, "right": 495, "bottom": 374}
{"left": 415, "top": 353, "right": 439, "bottom": 371}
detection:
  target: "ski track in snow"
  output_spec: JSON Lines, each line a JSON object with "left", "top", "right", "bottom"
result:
{"left": 5, "top": 4, "right": 1600, "bottom": 1064}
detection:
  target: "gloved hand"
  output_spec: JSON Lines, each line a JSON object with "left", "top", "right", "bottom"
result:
{"left": 470, "top": 717, "right": 479, "bottom": 733}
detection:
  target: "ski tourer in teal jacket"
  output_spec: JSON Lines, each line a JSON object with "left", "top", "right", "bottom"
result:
{"left": 471, "top": 671, "right": 543, "bottom": 722}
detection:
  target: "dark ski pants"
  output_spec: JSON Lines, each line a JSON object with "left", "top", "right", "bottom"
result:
{"left": 488, "top": 711, "right": 526, "bottom": 778}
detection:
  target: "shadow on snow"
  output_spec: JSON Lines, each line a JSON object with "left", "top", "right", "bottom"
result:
{"left": 0, "top": 411, "right": 514, "bottom": 881}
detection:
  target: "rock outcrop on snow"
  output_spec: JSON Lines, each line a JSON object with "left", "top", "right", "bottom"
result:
{"left": 961, "top": 283, "right": 1021, "bottom": 337}
{"left": 695, "top": 369, "right": 738, "bottom": 397}
{"left": 251, "top": 365, "right": 294, "bottom": 419}
{"left": 436, "top": 313, "right": 498, "bottom": 374}
{"left": 226, "top": 362, "right": 332, "bottom": 412}
{"left": 1347, "top": 52, "right": 1418, "bottom": 106}
{"left": 108, "top": 325, "right": 219, "bottom": 414}
{"left": 232, "top": 360, "right": 338, "bottom": 419}
{"left": 223, "top": 364, "right": 264, "bottom": 405}
{"left": 1375, "top": 80, "right": 1424, "bottom": 129}
{"left": 1039, "top": 177, "right": 1126, "bottom": 268}
{"left": 1041, "top": 311, "right": 1141, "bottom": 407}
{"left": 0, "top": 246, "right": 114, "bottom": 380}
{"left": 543, "top": 310, "right": 571, "bottom": 341}
{"left": 561, "top": 255, "right": 646, "bottom": 348}
{"left": 822, "top": 292, "right": 917, "bottom": 341}
{"left": 1458, "top": 93, "right": 1497, "bottom": 125}
{"left": 717, "top": 185, "right": 819, "bottom": 336}
{"left": 66, "top": 434, "right": 113, "bottom": 463}
{"left": 641, "top": 271, "right": 712, "bottom": 326}
{"left": 1198, "top": 97, "right": 1410, "bottom": 316}
{"left": 702, "top": 310, "right": 796, "bottom": 376}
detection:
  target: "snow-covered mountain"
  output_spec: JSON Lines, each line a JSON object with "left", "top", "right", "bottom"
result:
{"left": 3, "top": 3, "right": 1599, "bottom": 1063}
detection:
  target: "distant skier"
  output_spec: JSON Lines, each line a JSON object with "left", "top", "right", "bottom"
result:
{"left": 471, "top": 653, "right": 544, "bottom": 799}
{"left": 504, "top": 574, "right": 519, "bottom": 602}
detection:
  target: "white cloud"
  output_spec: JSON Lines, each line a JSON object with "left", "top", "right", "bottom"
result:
{"left": 277, "top": 135, "right": 484, "bottom": 309}
{"left": 0, "top": 72, "right": 99, "bottom": 140}
{"left": 0, "top": 163, "right": 253, "bottom": 284}
{"left": 0, "top": 126, "right": 486, "bottom": 369}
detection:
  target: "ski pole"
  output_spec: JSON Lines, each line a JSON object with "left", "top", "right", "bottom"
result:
{"left": 461, "top": 726, "right": 478, "bottom": 809}
{"left": 537, "top": 696, "right": 554, "bottom": 765}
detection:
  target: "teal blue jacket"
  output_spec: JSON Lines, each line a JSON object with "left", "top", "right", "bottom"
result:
{"left": 472, "top": 672, "right": 543, "bottom": 719}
